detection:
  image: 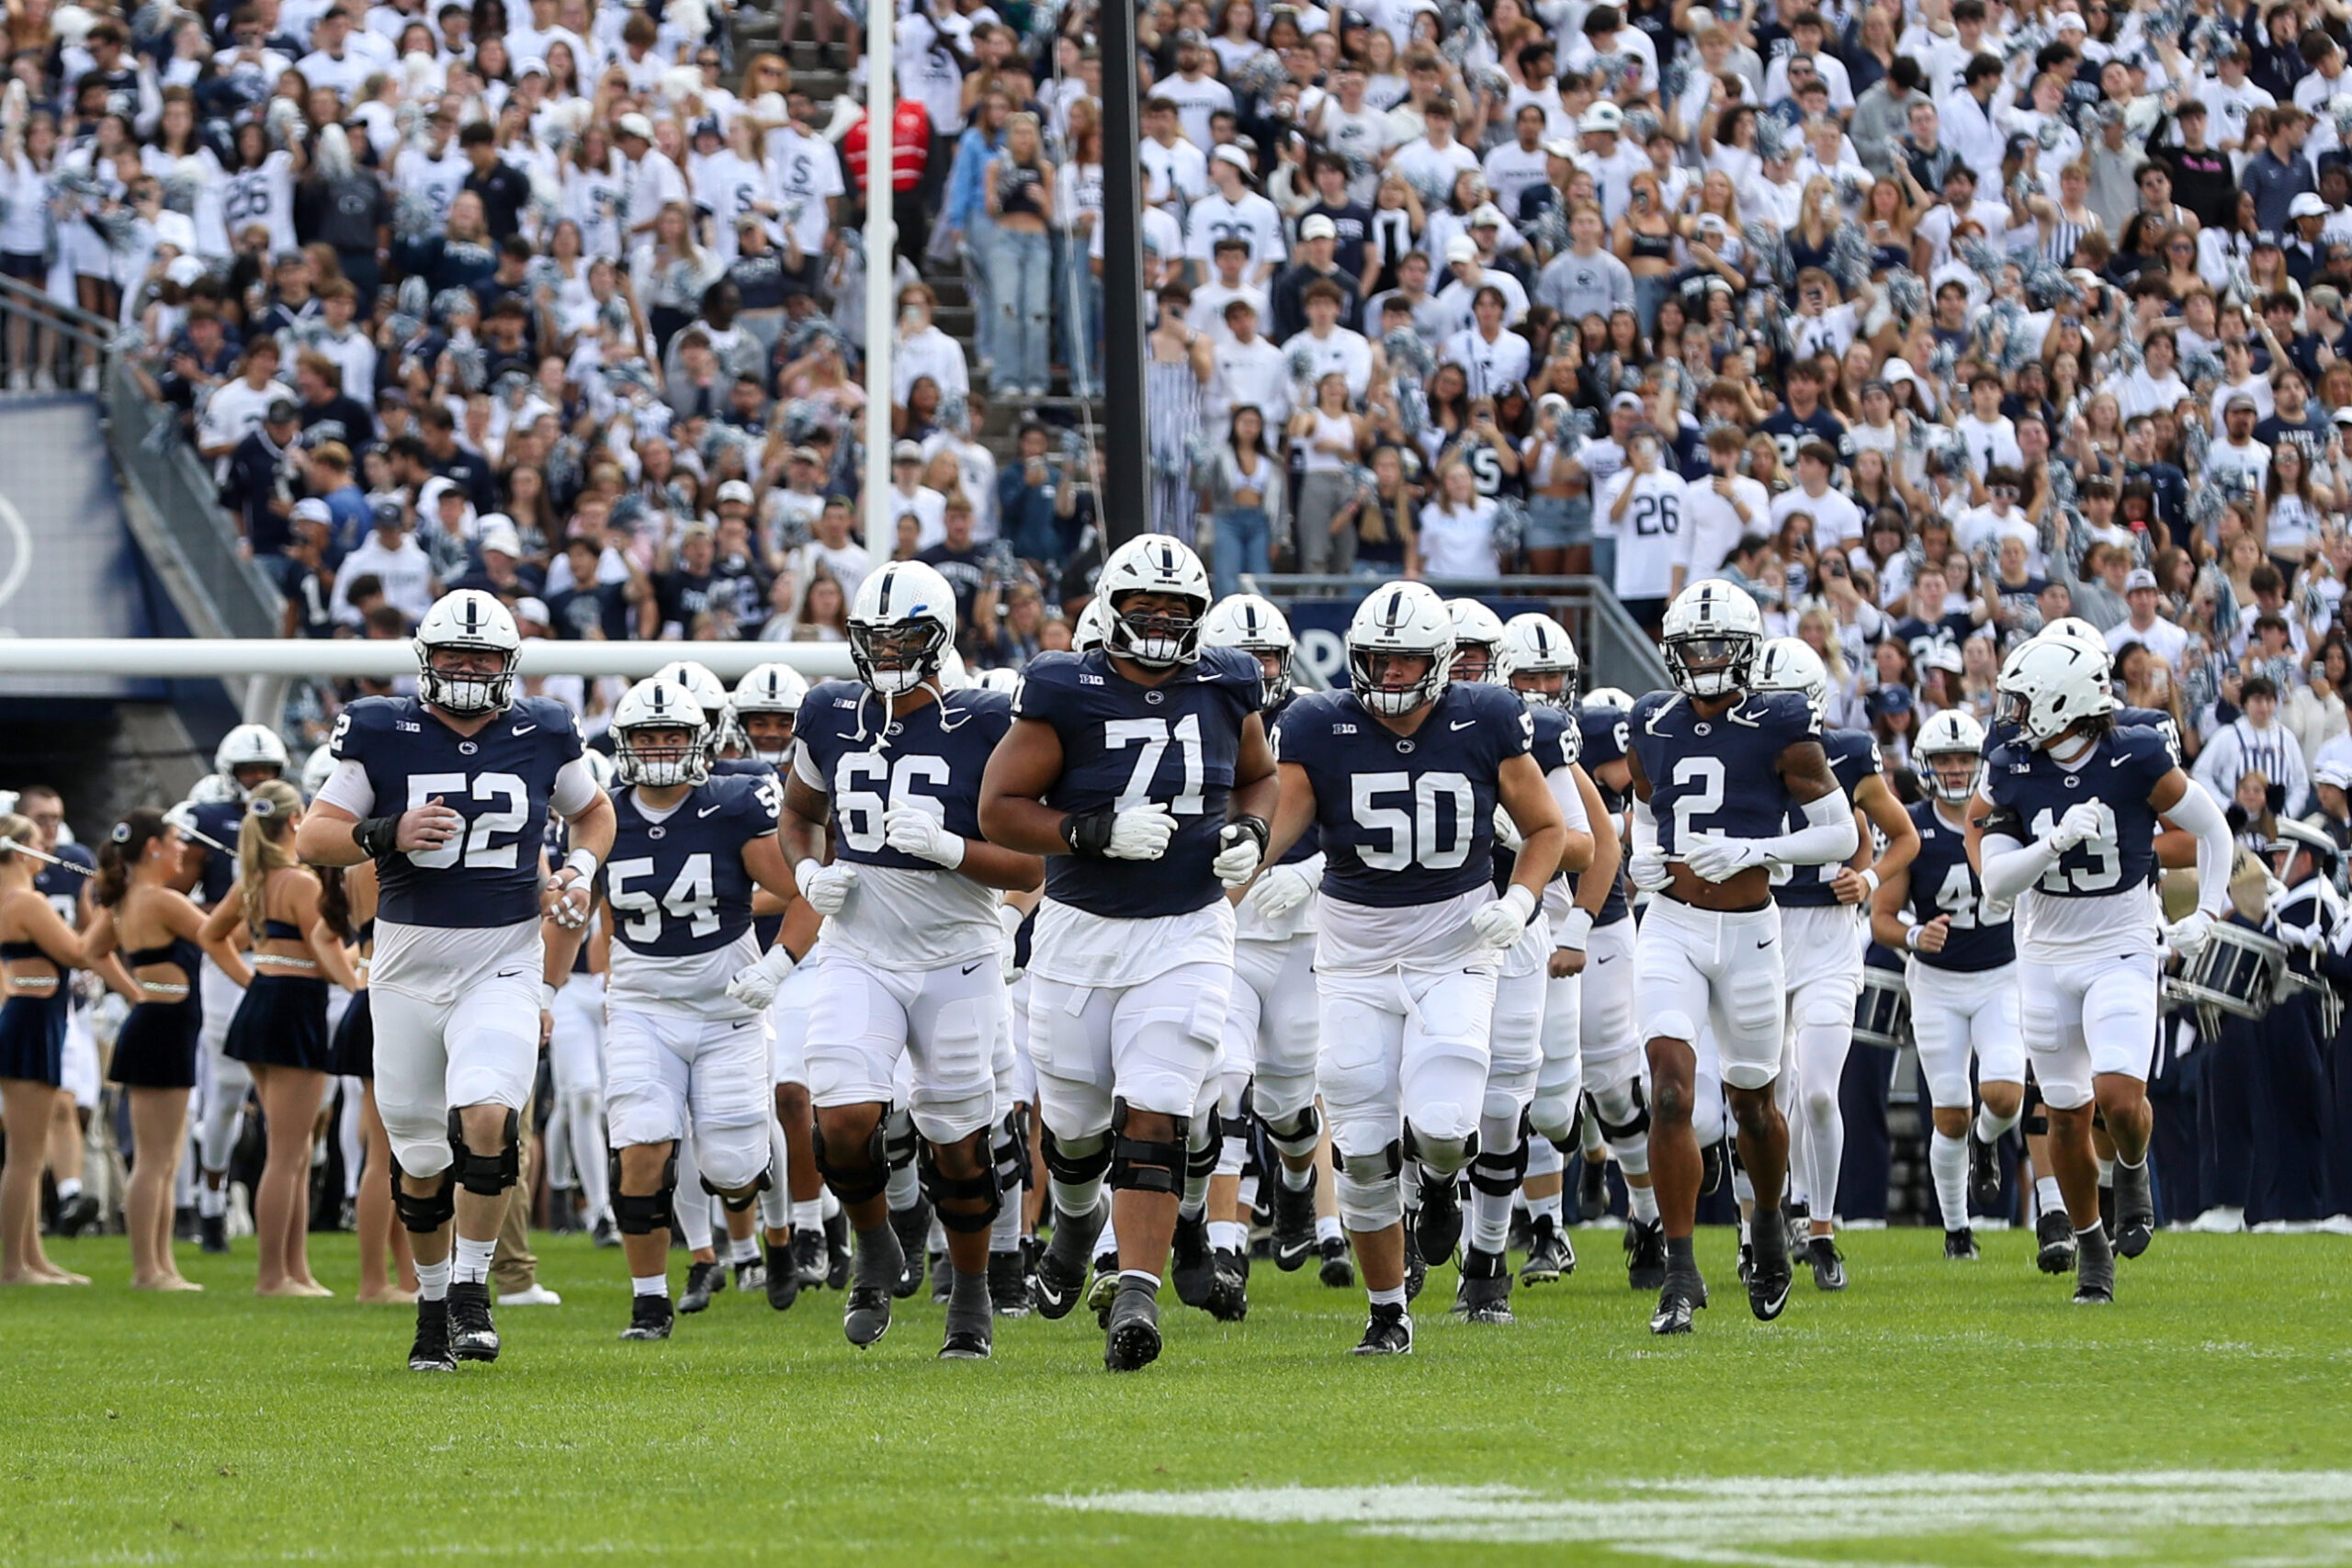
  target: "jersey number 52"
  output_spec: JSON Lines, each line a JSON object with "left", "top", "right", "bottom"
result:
{"left": 405, "top": 773, "right": 527, "bottom": 869}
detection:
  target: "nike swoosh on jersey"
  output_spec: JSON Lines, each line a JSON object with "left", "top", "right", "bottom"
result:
{"left": 1451, "top": 719, "right": 1477, "bottom": 730}
{"left": 699, "top": 804, "right": 722, "bottom": 817}
{"left": 512, "top": 724, "right": 537, "bottom": 736}
{"left": 2109, "top": 755, "right": 2130, "bottom": 767}
{"left": 1756, "top": 938, "right": 1774, "bottom": 949}
{"left": 961, "top": 962, "right": 983, "bottom": 975}
{"left": 732, "top": 1019, "right": 755, "bottom": 1030}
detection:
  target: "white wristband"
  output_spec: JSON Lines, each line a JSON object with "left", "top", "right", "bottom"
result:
{"left": 1555, "top": 905, "right": 1594, "bottom": 953}
{"left": 1861, "top": 866, "right": 1881, "bottom": 895}
{"left": 538, "top": 981, "right": 558, "bottom": 1010}
{"left": 1904, "top": 924, "right": 1923, "bottom": 951}
{"left": 797, "top": 857, "right": 823, "bottom": 890}
{"left": 564, "top": 847, "right": 598, "bottom": 882}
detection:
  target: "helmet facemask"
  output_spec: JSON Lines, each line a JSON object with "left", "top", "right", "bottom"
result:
{"left": 418, "top": 644, "right": 519, "bottom": 716}
{"left": 1351, "top": 645, "right": 1451, "bottom": 716}
{"left": 614, "top": 722, "right": 708, "bottom": 789}
{"left": 1921, "top": 748, "right": 1981, "bottom": 804}
{"left": 1665, "top": 632, "right": 1755, "bottom": 700}
{"left": 740, "top": 711, "right": 797, "bottom": 765}
{"left": 1452, "top": 640, "right": 1498, "bottom": 684}
{"left": 1108, "top": 592, "right": 1204, "bottom": 668}
{"left": 850, "top": 616, "right": 948, "bottom": 695}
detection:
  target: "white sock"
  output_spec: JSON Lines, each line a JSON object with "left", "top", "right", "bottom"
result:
{"left": 56, "top": 1177, "right": 82, "bottom": 1201}
{"left": 989, "top": 1193, "right": 1023, "bottom": 1251}
{"left": 2097, "top": 1157, "right": 2115, "bottom": 1188}
{"left": 1974, "top": 1102, "right": 2019, "bottom": 1145}
{"left": 414, "top": 1258, "right": 452, "bottom": 1302}
{"left": 1368, "top": 1284, "right": 1407, "bottom": 1308}
{"left": 1118, "top": 1268, "right": 1159, "bottom": 1292}
{"left": 792, "top": 1198, "right": 823, "bottom": 1230}
{"left": 820, "top": 1188, "right": 842, "bottom": 1219}
{"left": 1050, "top": 1177, "right": 1103, "bottom": 1224}
{"left": 886, "top": 1160, "right": 921, "bottom": 1210}
{"left": 1469, "top": 1184, "right": 1512, "bottom": 1255}
{"left": 926, "top": 1214, "right": 945, "bottom": 1252}
{"left": 1315, "top": 1214, "right": 1342, "bottom": 1243}
{"left": 451, "top": 1235, "right": 496, "bottom": 1285}
{"left": 1627, "top": 1182, "right": 1659, "bottom": 1225}
{"left": 1279, "top": 1161, "right": 1313, "bottom": 1190}
{"left": 1237, "top": 1173, "right": 1260, "bottom": 1210}
{"left": 2119, "top": 1152, "right": 2145, "bottom": 1172}
{"left": 2035, "top": 1174, "right": 2063, "bottom": 1213}
{"left": 729, "top": 1235, "right": 758, "bottom": 1264}
{"left": 1208, "top": 1219, "right": 1248, "bottom": 1252}
{"left": 1529, "top": 1190, "right": 1563, "bottom": 1224}
{"left": 632, "top": 1272, "right": 668, "bottom": 1297}
{"left": 1929, "top": 1130, "right": 1970, "bottom": 1233}
{"left": 198, "top": 1184, "right": 226, "bottom": 1218}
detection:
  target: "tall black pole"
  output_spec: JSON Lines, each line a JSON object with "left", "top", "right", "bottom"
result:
{"left": 1096, "top": 0, "right": 1151, "bottom": 547}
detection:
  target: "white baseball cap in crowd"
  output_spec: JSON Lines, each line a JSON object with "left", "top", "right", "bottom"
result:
{"left": 514, "top": 597, "right": 551, "bottom": 628}
{"left": 2291, "top": 192, "right": 2330, "bottom": 219}
{"left": 291, "top": 497, "right": 333, "bottom": 526}
{"left": 1468, "top": 202, "right": 1504, "bottom": 228}
{"left": 717, "top": 479, "right": 756, "bottom": 505}
{"left": 481, "top": 521, "right": 525, "bottom": 558}
{"left": 1443, "top": 235, "right": 1479, "bottom": 264}
{"left": 2124, "top": 568, "right": 2159, "bottom": 591}
{"left": 616, "top": 112, "right": 655, "bottom": 141}
{"left": 1580, "top": 102, "right": 1623, "bottom": 135}
{"left": 1213, "top": 144, "right": 1254, "bottom": 173}
{"left": 2054, "top": 10, "right": 2086, "bottom": 29}
{"left": 1300, "top": 213, "right": 1337, "bottom": 241}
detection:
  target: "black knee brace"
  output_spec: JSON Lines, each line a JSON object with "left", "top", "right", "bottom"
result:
{"left": 812, "top": 1113, "right": 892, "bottom": 1204}
{"left": 993, "top": 1106, "right": 1031, "bottom": 1193}
{"left": 1258, "top": 1100, "right": 1319, "bottom": 1154}
{"left": 447, "top": 1108, "right": 522, "bottom": 1196}
{"left": 1041, "top": 1124, "right": 1113, "bottom": 1186}
{"left": 881, "top": 1105, "right": 920, "bottom": 1173}
{"left": 387, "top": 1156, "right": 456, "bottom": 1235}
{"left": 610, "top": 1151, "right": 679, "bottom": 1235}
{"left": 2021, "top": 1077, "right": 2049, "bottom": 1136}
{"left": 704, "top": 1162, "right": 774, "bottom": 1212}
{"left": 1467, "top": 1115, "right": 1531, "bottom": 1198}
{"left": 919, "top": 1137, "right": 1004, "bottom": 1233}
{"left": 1591, "top": 1080, "right": 1651, "bottom": 1142}
{"left": 1108, "top": 1098, "right": 1188, "bottom": 1196}
{"left": 1185, "top": 1108, "right": 1222, "bottom": 1182}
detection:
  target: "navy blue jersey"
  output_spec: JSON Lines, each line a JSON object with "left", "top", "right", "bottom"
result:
{"left": 1492, "top": 704, "right": 1578, "bottom": 894}
{"left": 797, "top": 682, "right": 1012, "bottom": 870}
{"left": 328, "top": 694, "right": 585, "bottom": 928}
{"left": 1771, "top": 728, "right": 1878, "bottom": 908}
{"left": 1628, "top": 689, "right": 1819, "bottom": 855}
{"left": 33, "top": 843, "right": 94, "bottom": 925}
{"left": 187, "top": 796, "right": 246, "bottom": 907}
{"left": 1013, "top": 648, "right": 1261, "bottom": 919}
{"left": 710, "top": 757, "right": 775, "bottom": 778}
{"left": 1903, "top": 798, "right": 2015, "bottom": 971}
{"left": 603, "top": 773, "right": 776, "bottom": 956}
{"left": 1574, "top": 704, "right": 1633, "bottom": 927}
{"left": 1264, "top": 694, "right": 1320, "bottom": 867}
{"left": 1984, "top": 724, "right": 2174, "bottom": 900}
{"left": 1280, "top": 682, "right": 1533, "bottom": 909}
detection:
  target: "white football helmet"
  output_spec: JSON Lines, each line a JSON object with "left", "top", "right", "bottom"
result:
{"left": 1913, "top": 707, "right": 1986, "bottom": 804}
{"left": 1584, "top": 685, "right": 1634, "bottom": 713}
{"left": 2033, "top": 615, "right": 2114, "bottom": 684}
{"left": 654, "top": 659, "right": 738, "bottom": 756}
{"left": 939, "top": 647, "right": 973, "bottom": 691}
{"left": 732, "top": 663, "right": 808, "bottom": 764}
{"left": 1659, "top": 580, "right": 1762, "bottom": 700}
{"left": 298, "top": 745, "right": 337, "bottom": 801}
{"left": 612, "top": 677, "right": 710, "bottom": 788}
{"left": 1495, "top": 613, "right": 1580, "bottom": 708}
{"left": 1199, "top": 593, "right": 1297, "bottom": 708}
{"left": 1072, "top": 597, "right": 1110, "bottom": 652}
{"left": 1348, "top": 581, "right": 1455, "bottom": 716}
{"left": 415, "top": 590, "right": 522, "bottom": 716}
{"left": 1997, "top": 636, "right": 2113, "bottom": 746}
{"left": 1444, "top": 598, "right": 1508, "bottom": 682}
{"left": 1751, "top": 637, "right": 1831, "bottom": 723}
{"left": 848, "top": 561, "right": 958, "bottom": 695}
{"left": 1099, "top": 534, "right": 1212, "bottom": 667}
{"left": 214, "top": 723, "right": 288, "bottom": 795}
{"left": 974, "top": 666, "right": 1023, "bottom": 694}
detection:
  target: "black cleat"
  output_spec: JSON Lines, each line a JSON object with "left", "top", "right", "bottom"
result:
{"left": 2113, "top": 1161, "right": 2154, "bottom": 1260}
{"left": 1966, "top": 1129, "right": 2004, "bottom": 1215}
{"left": 1403, "top": 1247, "right": 1427, "bottom": 1303}
{"left": 1452, "top": 1248, "right": 1515, "bottom": 1324}
{"left": 939, "top": 1319, "right": 992, "bottom": 1359}
{"left": 988, "top": 1249, "right": 1032, "bottom": 1317}
{"left": 1519, "top": 1213, "right": 1574, "bottom": 1285}
{"left": 1737, "top": 1239, "right": 1753, "bottom": 1285}
{"left": 1205, "top": 1247, "right": 1250, "bottom": 1322}
{"left": 1317, "top": 1233, "right": 1355, "bottom": 1289}
{"left": 791, "top": 1227, "right": 828, "bottom": 1288}
{"left": 2036, "top": 1211, "right": 2077, "bottom": 1274}
{"left": 447, "top": 1281, "right": 500, "bottom": 1361}
{"left": 1578, "top": 1156, "right": 1609, "bottom": 1222}
{"left": 889, "top": 1199, "right": 933, "bottom": 1299}
{"left": 1782, "top": 1202, "right": 1812, "bottom": 1256}
{"left": 1699, "top": 1138, "right": 1726, "bottom": 1199}
{"left": 54, "top": 1192, "right": 100, "bottom": 1236}
{"left": 844, "top": 1284, "right": 893, "bottom": 1347}
{"left": 764, "top": 1242, "right": 801, "bottom": 1310}
{"left": 1944, "top": 1227, "right": 1980, "bottom": 1260}
{"left": 1171, "top": 1212, "right": 1217, "bottom": 1310}
{"left": 1103, "top": 1281, "right": 1162, "bottom": 1371}
{"left": 679, "top": 1260, "right": 726, "bottom": 1314}
{"left": 1413, "top": 1168, "right": 1463, "bottom": 1266}
{"left": 199, "top": 1213, "right": 229, "bottom": 1254}
{"left": 1748, "top": 1228, "right": 1792, "bottom": 1323}
{"left": 620, "top": 1293, "right": 673, "bottom": 1340}
{"left": 1624, "top": 1219, "right": 1667, "bottom": 1291}
{"left": 2098, "top": 1181, "right": 2115, "bottom": 1237}
{"left": 732, "top": 1256, "right": 765, "bottom": 1294}
{"left": 1271, "top": 1169, "right": 1317, "bottom": 1270}
{"left": 408, "top": 1298, "right": 456, "bottom": 1371}
{"left": 823, "top": 1211, "right": 852, "bottom": 1290}
{"left": 2074, "top": 1226, "right": 2116, "bottom": 1305}
{"left": 1807, "top": 1236, "right": 1847, "bottom": 1292}
{"left": 1352, "top": 1303, "right": 1413, "bottom": 1355}
{"left": 1650, "top": 1273, "right": 1703, "bottom": 1335}
{"left": 1032, "top": 1199, "right": 1103, "bottom": 1321}
{"left": 591, "top": 1214, "right": 622, "bottom": 1249}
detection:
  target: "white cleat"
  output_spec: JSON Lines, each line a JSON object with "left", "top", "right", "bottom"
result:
{"left": 499, "top": 1284, "right": 563, "bottom": 1306}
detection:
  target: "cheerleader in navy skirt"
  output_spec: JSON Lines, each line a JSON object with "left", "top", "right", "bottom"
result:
{"left": 199, "top": 783, "right": 364, "bottom": 1298}
{"left": 0, "top": 812, "right": 89, "bottom": 1286}
{"left": 84, "top": 808, "right": 211, "bottom": 1292}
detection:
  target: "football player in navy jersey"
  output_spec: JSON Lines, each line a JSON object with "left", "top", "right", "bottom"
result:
{"left": 1486, "top": 614, "right": 1608, "bottom": 1298}
{"left": 978, "top": 536, "right": 1278, "bottom": 1372}
{"left": 779, "top": 563, "right": 1044, "bottom": 1359}
{"left": 1624, "top": 581, "right": 1857, "bottom": 1334}
{"left": 1258, "top": 581, "right": 1566, "bottom": 1355}
{"left": 1202, "top": 593, "right": 1328, "bottom": 1311}
{"left": 1445, "top": 598, "right": 1507, "bottom": 684}
{"left": 732, "top": 663, "right": 809, "bottom": 768}
{"left": 298, "top": 591, "right": 617, "bottom": 1373}
{"left": 1968, "top": 637, "right": 2234, "bottom": 1303}
{"left": 1750, "top": 638, "right": 1918, "bottom": 1291}
{"left": 538, "top": 678, "right": 818, "bottom": 1342}
{"left": 174, "top": 723, "right": 288, "bottom": 1255}
{"left": 1871, "top": 709, "right": 2021, "bottom": 1260}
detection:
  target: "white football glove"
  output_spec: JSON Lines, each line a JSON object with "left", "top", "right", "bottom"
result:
{"left": 998, "top": 902, "right": 1024, "bottom": 984}
{"left": 1491, "top": 805, "right": 1524, "bottom": 852}
{"left": 2164, "top": 909, "right": 2215, "bottom": 962}
{"left": 544, "top": 871, "right": 594, "bottom": 930}
{"left": 724, "top": 944, "right": 797, "bottom": 1012}
{"left": 1471, "top": 885, "right": 1537, "bottom": 950}
{"left": 796, "top": 858, "right": 858, "bottom": 916}
{"left": 2050, "top": 801, "right": 2107, "bottom": 853}
{"left": 1244, "top": 861, "right": 1316, "bottom": 919}
{"left": 1554, "top": 905, "right": 1594, "bottom": 956}
{"left": 1682, "top": 830, "right": 1766, "bottom": 884}
{"left": 1106, "top": 801, "right": 1178, "bottom": 861}
{"left": 1628, "top": 845, "right": 1673, "bottom": 892}
{"left": 882, "top": 806, "right": 966, "bottom": 869}
{"left": 1212, "top": 818, "right": 1268, "bottom": 887}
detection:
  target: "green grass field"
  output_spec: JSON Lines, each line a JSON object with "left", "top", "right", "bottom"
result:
{"left": 6, "top": 1226, "right": 2352, "bottom": 1567}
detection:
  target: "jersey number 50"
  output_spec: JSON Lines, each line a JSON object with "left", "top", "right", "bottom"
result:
{"left": 1352, "top": 770, "right": 1474, "bottom": 871}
